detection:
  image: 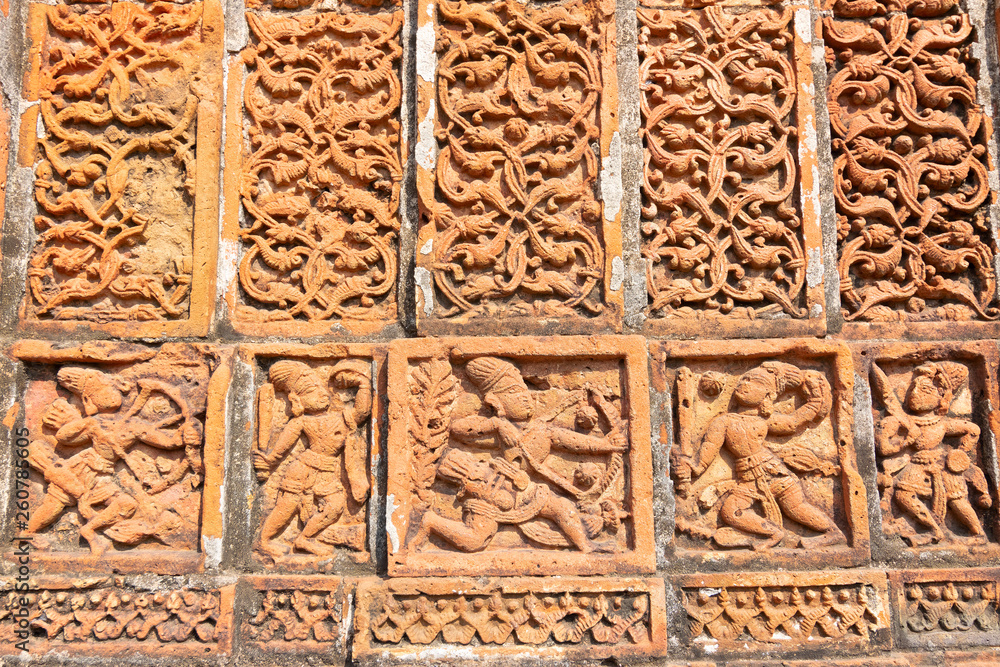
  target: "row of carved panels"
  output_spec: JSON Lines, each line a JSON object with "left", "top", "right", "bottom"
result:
{"left": 10, "top": 0, "right": 1000, "bottom": 339}
{"left": 2, "top": 569, "right": 1000, "bottom": 661}
{"left": 5, "top": 337, "right": 1000, "bottom": 577}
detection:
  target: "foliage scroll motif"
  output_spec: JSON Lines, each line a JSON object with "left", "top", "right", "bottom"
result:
{"left": 27, "top": 3, "right": 208, "bottom": 322}
{"left": 427, "top": 0, "right": 606, "bottom": 321}
{"left": 824, "top": 4, "right": 997, "bottom": 322}
{"left": 238, "top": 12, "right": 402, "bottom": 324}
{"left": 638, "top": 7, "right": 806, "bottom": 320}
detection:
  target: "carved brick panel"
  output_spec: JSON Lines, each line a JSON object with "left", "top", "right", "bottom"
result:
{"left": 890, "top": 569, "right": 1000, "bottom": 649}
{"left": 853, "top": 341, "right": 1000, "bottom": 565}
{"left": 17, "top": 1, "right": 222, "bottom": 337}
{"left": 673, "top": 570, "right": 891, "bottom": 657}
{"left": 241, "top": 576, "right": 351, "bottom": 658}
{"left": 8, "top": 341, "right": 231, "bottom": 574}
{"left": 651, "top": 340, "right": 870, "bottom": 569}
{"left": 414, "top": 0, "right": 624, "bottom": 335}
{"left": 223, "top": 9, "right": 404, "bottom": 337}
{"left": 386, "top": 336, "right": 654, "bottom": 576}
{"left": 353, "top": 577, "right": 667, "bottom": 661}
{"left": 0, "top": 578, "right": 234, "bottom": 657}
{"left": 823, "top": 1, "right": 999, "bottom": 335}
{"left": 638, "top": 5, "right": 825, "bottom": 338}
{"left": 240, "top": 344, "right": 383, "bottom": 571}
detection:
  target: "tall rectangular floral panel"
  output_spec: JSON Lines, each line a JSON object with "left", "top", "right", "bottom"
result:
{"left": 414, "top": 0, "right": 624, "bottom": 335}
{"left": 651, "top": 339, "right": 870, "bottom": 569}
{"left": 222, "top": 6, "right": 404, "bottom": 337}
{"left": 823, "top": 0, "right": 1000, "bottom": 337}
{"left": 15, "top": 1, "right": 223, "bottom": 338}
{"left": 638, "top": 5, "right": 825, "bottom": 338}
{"left": 6, "top": 341, "right": 231, "bottom": 574}
{"left": 386, "top": 336, "right": 654, "bottom": 576}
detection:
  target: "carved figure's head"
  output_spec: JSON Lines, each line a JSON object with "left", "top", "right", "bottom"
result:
{"left": 269, "top": 361, "right": 330, "bottom": 416}
{"left": 907, "top": 362, "right": 967, "bottom": 415}
{"left": 57, "top": 367, "right": 130, "bottom": 416}
{"left": 465, "top": 357, "right": 534, "bottom": 422}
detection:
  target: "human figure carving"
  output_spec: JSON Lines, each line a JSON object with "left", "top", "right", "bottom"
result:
{"left": 873, "top": 361, "right": 992, "bottom": 545}
{"left": 672, "top": 362, "right": 846, "bottom": 550}
{"left": 254, "top": 359, "right": 372, "bottom": 559}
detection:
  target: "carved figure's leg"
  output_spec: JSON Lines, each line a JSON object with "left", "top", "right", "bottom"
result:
{"left": 774, "top": 480, "right": 846, "bottom": 547}
{"left": 258, "top": 491, "right": 301, "bottom": 558}
{"left": 537, "top": 495, "right": 594, "bottom": 553}
{"left": 948, "top": 498, "right": 986, "bottom": 537}
{"left": 413, "top": 510, "right": 498, "bottom": 552}
{"left": 294, "top": 492, "right": 346, "bottom": 555}
{"left": 895, "top": 489, "right": 945, "bottom": 541}
{"left": 79, "top": 493, "right": 137, "bottom": 555}
{"left": 718, "top": 486, "right": 785, "bottom": 549}
{"left": 26, "top": 493, "right": 69, "bottom": 535}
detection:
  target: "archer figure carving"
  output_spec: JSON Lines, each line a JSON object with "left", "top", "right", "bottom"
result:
{"left": 254, "top": 359, "right": 372, "bottom": 560}
{"left": 872, "top": 361, "right": 993, "bottom": 546}
{"left": 672, "top": 363, "right": 846, "bottom": 551}
{"left": 404, "top": 356, "right": 629, "bottom": 555}
{"left": 23, "top": 346, "right": 211, "bottom": 555}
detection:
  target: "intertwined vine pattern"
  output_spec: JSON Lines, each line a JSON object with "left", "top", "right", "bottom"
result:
{"left": 239, "top": 11, "right": 402, "bottom": 323}
{"left": 28, "top": 3, "right": 206, "bottom": 322}
{"left": 428, "top": 0, "right": 605, "bottom": 320}
{"left": 639, "top": 7, "right": 805, "bottom": 320}
{"left": 825, "top": 3, "right": 997, "bottom": 322}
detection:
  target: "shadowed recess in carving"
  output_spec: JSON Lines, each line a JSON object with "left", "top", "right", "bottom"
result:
{"left": 26, "top": 3, "right": 207, "bottom": 323}
{"left": 238, "top": 11, "right": 402, "bottom": 323}
{"left": 426, "top": 0, "right": 606, "bottom": 320}
{"left": 639, "top": 7, "right": 806, "bottom": 320}
{"left": 824, "top": 1, "right": 997, "bottom": 322}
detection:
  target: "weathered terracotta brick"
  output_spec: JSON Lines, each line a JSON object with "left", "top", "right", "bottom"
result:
{"left": 238, "top": 344, "right": 384, "bottom": 571}
{"left": 352, "top": 577, "right": 667, "bottom": 661}
{"left": 240, "top": 575, "right": 352, "bottom": 658}
{"left": 17, "top": 1, "right": 222, "bottom": 338}
{"left": 638, "top": 4, "right": 825, "bottom": 338}
{"left": 386, "top": 336, "right": 654, "bottom": 576}
{"left": 6, "top": 341, "right": 231, "bottom": 574}
{"left": 414, "top": 0, "right": 624, "bottom": 335}
{"left": 890, "top": 569, "right": 1000, "bottom": 650}
{"left": 672, "top": 570, "right": 891, "bottom": 657}
{"left": 0, "top": 577, "right": 234, "bottom": 658}
{"left": 822, "top": 1, "right": 1000, "bottom": 338}
{"left": 852, "top": 341, "right": 1000, "bottom": 565}
{"left": 222, "top": 8, "right": 404, "bottom": 337}
{"left": 652, "top": 339, "right": 871, "bottom": 568}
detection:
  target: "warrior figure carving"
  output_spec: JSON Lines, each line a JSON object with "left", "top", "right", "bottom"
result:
{"left": 873, "top": 362, "right": 992, "bottom": 546}
{"left": 672, "top": 362, "right": 845, "bottom": 551}
{"left": 254, "top": 360, "right": 372, "bottom": 559}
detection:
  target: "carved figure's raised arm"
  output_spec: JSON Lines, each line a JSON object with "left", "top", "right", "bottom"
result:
{"left": 547, "top": 426, "right": 627, "bottom": 454}
{"left": 768, "top": 370, "right": 831, "bottom": 435}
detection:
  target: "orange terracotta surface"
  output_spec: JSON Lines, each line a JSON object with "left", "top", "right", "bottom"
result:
{"left": 386, "top": 336, "right": 654, "bottom": 576}
{"left": 238, "top": 344, "right": 386, "bottom": 571}
{"left": 222, "top": 8, "right": 404, "bottom": 337}
{"left": 889, "top": 568, "right": 1000, "bottom": 650}
{"left": 652, "top": 339, "right": 871, "bottom": 568}
{"left": 674, "top": 570, "right": 892, "bottom": 657}
{"left": 241, "top": 575, "right": 352, "bottom": 657}
{"left": 0, "top": 577, "right": 234, "bottom": 657}
{"left": 6, "top": 341, "right": 232, "bottom": 574}
{"left": 352, "top": 577, "right": 667, "bottom": 661}
{"left": 414, "top": 0, "right": 625, "bottom": 335}
{"left": 16, "top": 0, "right": 223, "bottom": 338}
{"left": 638, "top": 4, "right": 826, "bottom": 338}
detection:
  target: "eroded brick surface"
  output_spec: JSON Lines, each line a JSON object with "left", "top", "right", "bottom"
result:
{"left": 890, "top": 569, "right": 1000, "bottom": 649}
{"left": 8, "top": 341, "right": 231, "bottom": 574}
{"left": 652, "top": 340, "right": 870, "bottom": 569}
{"left": 241, "top": 576, "right": 351, "bottom": 657}
{"left": 225, "top": 9, "right": 403, "bottom": 337}
{"left": 0, "top": 577, "right": 234, "bottom": 657}
{"left": 240, "top": 344, "right": 382, "bottom": 571}
{"left": 414, "top": 0, "right": 623, "bottom": 334}
{"left": 638, "top": 6, "right": 825, "bottom": 337}
{"left": 353, "top": 577, "right": 667, "bottom": 661}
{"left": 823, "top": 1, "right": 998, "bottom": 332}
{"left": 19, "top": 1, "right": 222, "bottom": 337}
{"left": 386, "top": 336, "right": 654, "bottom": 576}
{"left": 673, "top": 570, "right": 891, "bottom": 657}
